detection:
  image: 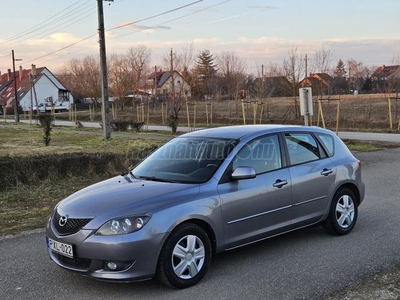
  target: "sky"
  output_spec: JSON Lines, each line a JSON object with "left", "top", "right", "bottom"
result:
{"left": 1, "top": 0, "right": 400, "bottom": 75}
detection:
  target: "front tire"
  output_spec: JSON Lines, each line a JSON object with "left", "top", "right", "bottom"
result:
{"left": 156, "top": 223, "right": 212, "bottom": 288}
{"left": 323, "top": 188, "right": 358, "bottom": 235}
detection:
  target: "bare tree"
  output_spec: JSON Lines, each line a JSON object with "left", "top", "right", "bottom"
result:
{"left": 310, "top": 44, "right": 334, "bottom": 75}
{"left": 60, "top": 56, "right": 102, "bottom": 105}
{"left": 283, "top": 46, "right": 305, "bottom": 116}
{"left": 165, "top": 43, "right": 194, "bottom": 73}
{"left": 347, "top": 59, "right": 374, "bottom": 93}
{"left": 127, "top": 45, "right": 152, "bottom": 92}
{"left": 217, "top": 51, "right": 246, "bottom": 100}
{"left": 108, "top": 54, "right": 131, "bottom": 105}
{"left": 161, "top": 48, "right": 185, "bottom": 133}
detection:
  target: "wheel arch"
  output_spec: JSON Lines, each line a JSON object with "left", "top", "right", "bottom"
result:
{"left": 164, "top": 218, "right": 217, "bottom": 257}
{"left": 184, "top": 219, "right": 217, "bottom": 256}
{"left": 334, "top": 182, "right": 361, "bottom": 206}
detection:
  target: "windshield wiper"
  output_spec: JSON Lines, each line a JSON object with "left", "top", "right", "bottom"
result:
{"left": 136, "top": 175, "right": 178, "bottom": 183}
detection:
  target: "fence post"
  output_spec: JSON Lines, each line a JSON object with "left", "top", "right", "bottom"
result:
{"left": 388, "top": 98, "right": 393, "bottom": 129}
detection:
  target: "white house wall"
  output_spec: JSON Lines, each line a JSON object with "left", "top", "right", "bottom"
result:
{"left": 41, "top": 69, "right": 66, "bottom": 90}
{"left": 162, "top": 73, "right": 191, "bottom": 98}
{"left": 19, "top": 76, "right": 62, "bottom": 111}
{"left": 19, "top": 68, "right": 73, "bottom": 111}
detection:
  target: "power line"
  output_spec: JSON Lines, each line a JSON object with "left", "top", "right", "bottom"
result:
{"left": 22, "top": 34, "right": 97, "bottom": 65}
{"left": 3, "top": 0, "right": 234, "bottom": 69}
{"left": 11, "top": 7, "right": 96, "bottom": 46}
{"left": 0, "top": 0, "right": 92, "bottom": 47}
{"left": 22, "top": 0, "right": 207, "bottom": 65}
{"left": 109, "top": 0, "right": 230, "bottom": 41}
{"left": 107, "top": 0, "right": 204, "bottom": 31}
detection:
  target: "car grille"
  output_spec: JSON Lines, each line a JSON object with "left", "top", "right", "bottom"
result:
{"left": 55, "top": 254, "right": 92, "bottom": 270}
{"left": 53, "top": 211, "right": 93, "bottom": 236}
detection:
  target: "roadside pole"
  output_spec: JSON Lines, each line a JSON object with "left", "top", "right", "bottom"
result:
{"left": 299, "top": 87, "right": 313, "bottom": 126}
{"left": 97, "top": 0, "right": 112, "bottom": 139}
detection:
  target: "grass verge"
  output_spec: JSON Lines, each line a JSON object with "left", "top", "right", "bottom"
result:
{"left": 0, "top": 176, "right": 108, "bottom": 236}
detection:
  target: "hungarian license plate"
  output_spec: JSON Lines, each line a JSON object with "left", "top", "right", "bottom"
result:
{"left": 47, "top": 237, "right": 74, "bottom": 258}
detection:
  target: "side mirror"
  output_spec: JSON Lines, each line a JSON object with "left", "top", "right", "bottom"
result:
{"left": 231, "top": 167, "right": 256, "bottom": 180}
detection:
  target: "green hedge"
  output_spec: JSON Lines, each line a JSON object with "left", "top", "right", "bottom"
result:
{"left": 0, "top": 152, "right": 143, "bottom": 190}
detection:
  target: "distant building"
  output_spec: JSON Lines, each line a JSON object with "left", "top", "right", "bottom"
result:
{"left": 0, "top": 65, "right": 72, "bottom": 112}
{"left": 251, "top": 76, "right": 292, "bottom": 98}
{"left": 145, "top": 70, "right": 191, "bottom": 101}
{"left": 371, "top": 65, "right": 400, "bottom": 93}
{"left": 300, "top": 73, "right": 333, "bottom": 96}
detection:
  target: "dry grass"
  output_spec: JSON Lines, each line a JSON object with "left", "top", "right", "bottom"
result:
{"left": 0, "top": 176, "right": 108, "bottom": 236}
{"left": 0, "top": 125, "right": 163, "bottom": 157}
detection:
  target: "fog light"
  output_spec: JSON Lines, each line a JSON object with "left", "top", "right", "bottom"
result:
{"left": 106, "top": 262, "right": 118, "bottom": 270}
{"left": 104, "top": 261, "right": 134, "bottom": 271}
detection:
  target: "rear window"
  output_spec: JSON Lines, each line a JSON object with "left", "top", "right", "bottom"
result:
{"left": 315, "top": 133, "right": 335, "bottom": 157}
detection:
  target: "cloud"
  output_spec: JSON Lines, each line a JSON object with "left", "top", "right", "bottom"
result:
{"left": 23, "top": 33, "right": 80, "bottom": 46}
{"left": 49, "top": 33, "right": 80, "bottom": 44}
{"left": 114, "top": 23, "right": 171, "bottom": 35}
{"left": 248, "top": 6, "right": 279, "bottom": 11}
{"left": 206, "top": 13, "right": 251, "bottom": 25}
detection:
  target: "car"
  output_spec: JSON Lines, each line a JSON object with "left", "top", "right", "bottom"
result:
{"left": 45, "top": 125, "right": 365, "bottom": 288}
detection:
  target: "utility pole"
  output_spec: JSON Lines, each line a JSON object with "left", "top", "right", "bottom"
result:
{"left": 97, "top": 0, "right": 113, "bottom": 139}
{"left": 170, "top": 48, "right": 175, "bottom": 101}
{"left": 12, "top": 50, "right": 22, "bottom": 122}
{"left": 261, "top": 64, "right": 264, "bottom": 80}
{"left": 305, "top": 54, "right": 308, "bottom": 78}
{"left": 154, "top": 66, "right": 157, "bottom": 100}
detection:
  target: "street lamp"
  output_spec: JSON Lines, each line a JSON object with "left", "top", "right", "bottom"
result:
{"left": 12, "top": 49, "right": 22, "bottom": 122}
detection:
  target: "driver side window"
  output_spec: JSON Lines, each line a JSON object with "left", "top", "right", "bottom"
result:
{"left": 233, "top": 135, "right": 282, "bottom": 174}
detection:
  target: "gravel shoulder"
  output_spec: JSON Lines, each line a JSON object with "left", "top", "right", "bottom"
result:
{"left": 327, "top": 264, "right": 400, "bottom": 300}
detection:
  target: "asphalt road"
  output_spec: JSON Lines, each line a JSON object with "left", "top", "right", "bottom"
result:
{"left": 1, "top": 148, "right": 400, "bottom": 300}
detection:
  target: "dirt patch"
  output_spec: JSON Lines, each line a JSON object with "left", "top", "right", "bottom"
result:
{"left": 327, "top": 265, "right": 400, "bottom": 300}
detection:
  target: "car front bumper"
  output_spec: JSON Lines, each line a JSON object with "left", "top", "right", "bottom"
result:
{"left": 45, "top": 218, "right": 165, "bottom": 282}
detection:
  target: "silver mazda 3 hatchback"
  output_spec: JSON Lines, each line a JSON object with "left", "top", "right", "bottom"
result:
{"left": 46, "top": 125, "right": 365, "bottom": 288}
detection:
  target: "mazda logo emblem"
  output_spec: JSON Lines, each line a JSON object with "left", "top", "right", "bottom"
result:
{"left": 59, "top": 215, "right": 68, "bottom": 227}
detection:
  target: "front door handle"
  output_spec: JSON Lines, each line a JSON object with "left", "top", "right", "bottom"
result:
{"left": 273, "top": 179, "right": 288, "bottom": 188}
{"left": 321, "top": 168, "right": 333, "bottom": 176}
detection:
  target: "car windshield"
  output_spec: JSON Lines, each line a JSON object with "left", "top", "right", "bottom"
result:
{"left": 132, "top": 137, "right": 237, "bottom": 184}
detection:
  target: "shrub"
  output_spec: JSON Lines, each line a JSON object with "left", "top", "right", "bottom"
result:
{"left": 110, "top": 120, "right": 130, "bottom": 131}
{"left": 0, "top": 152, "right": 149, "bottom": 191}
{"left": 131, "top": 122, "right": 144, "bottom": 132}
{"left": 38, "top": 114, "right": 53, "bottom": 146}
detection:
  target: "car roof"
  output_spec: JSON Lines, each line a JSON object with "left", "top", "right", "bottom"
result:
{"left": 181, "top": 125, "right": 333, "bottom": 140}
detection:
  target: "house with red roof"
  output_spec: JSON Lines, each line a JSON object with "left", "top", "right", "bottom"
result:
{"left": 0, "top": 65, "right": 72, "bottom": 113}
{"left": 300, "top": 73, "right": 333, "bottom": 96}
{"left": 371, "top": 65, "right": 400, "bottom": 93}
{"left": 145, "top": 70, "right": 191, "bottom": 101}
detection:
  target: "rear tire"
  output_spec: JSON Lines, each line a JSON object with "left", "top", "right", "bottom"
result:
{"left": 156, "top": 223, "right": 211, "bottom": 288}
{"left": 323, "top": 188, "right": 358, "bottom": 235}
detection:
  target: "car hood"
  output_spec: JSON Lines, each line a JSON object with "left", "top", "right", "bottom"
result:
{"left": 57, "top": 175, "right": 200, "bottom": 217}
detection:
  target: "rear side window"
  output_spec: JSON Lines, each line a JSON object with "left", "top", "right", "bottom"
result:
{"left": 285, "top": 133, "right": 320, "bottom": 165}
{"left": 315, "top": 133, "right": 335, "bottom": 157}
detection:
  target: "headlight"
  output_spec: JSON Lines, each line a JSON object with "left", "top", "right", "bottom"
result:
{"left": 96, "top": 215, "right": 151, "bottom": 235}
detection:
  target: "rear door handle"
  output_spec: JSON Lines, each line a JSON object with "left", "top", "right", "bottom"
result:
{"left": 273, "top": 179, "right": 288, "bottom": 188}
{"left": 321, "top": 168, "right": 333, "bottom": 176}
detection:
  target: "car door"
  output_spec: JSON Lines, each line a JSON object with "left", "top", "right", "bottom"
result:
{"left": 284, "top": 132, "right": 336, "bottom": 227}
{"left": 218, "top": 134, "right": 292, "bottom": 249}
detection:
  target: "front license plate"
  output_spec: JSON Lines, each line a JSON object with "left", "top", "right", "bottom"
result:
{"left": 47, "top": 237, "right": 74, "bottom": 258}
